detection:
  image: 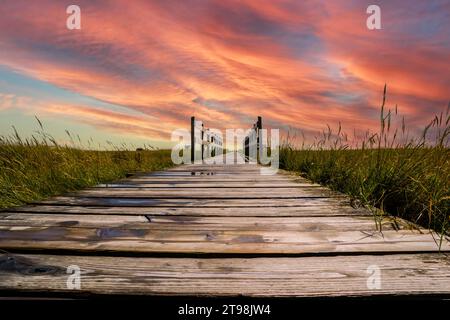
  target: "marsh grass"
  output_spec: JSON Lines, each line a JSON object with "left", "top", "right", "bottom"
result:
{"left": 281, "top": 86, "right": 449, "bottom": 236}
{"left": 0, "top": 122, "right": 173, "bottom": 208}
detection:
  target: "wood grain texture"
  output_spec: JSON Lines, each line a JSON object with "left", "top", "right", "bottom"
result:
{"left": 72, "top": 187, "right": 337, "bottom": 198}
{"left": 34, "top": 197, "right": 351, "bottom": 207}
{"left": 0, "top": 214, "right": 399, "bottom": 230}
{"left": 95, "top": 183, "right": 318, "bottom": 188}
{"left": 1, "top": 253, "right": 449, "bottom": 297}
{"left": 4, "top": 204, "right": 371, "bottom": 217}
{"left": 0, "top": 225, "right": 447, "bottom": 254}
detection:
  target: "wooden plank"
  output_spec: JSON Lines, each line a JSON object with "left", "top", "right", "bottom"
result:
{"left": 123, "top": 176, "right": 300, "bottom": 180}
{"left": 34, "top": 197, "right": 351, "bottom": 207}
{"left": 95, "top": 182, "right": 319, "bottom": 188}
{"left": 0, "top": 225, "right": 447, "bottom": 254}
{"left": 0, "top": 213, "right": 148, "bottom": 227}
{"left": 73, "top": 187, "right": 336, "bottom": 198}
{"left": 138, "top": 168, "right": 294, "bottom": 177}
{"left": 167, "top": 165, "right": 259, "bottom": 169}
{"left": 133, "top": 175, "right": 298, "bottom": 181}
{"left": 1, "top": 253, "right": 449, "bottom": 297}
{"left": 4, "top": 204, "right": 371, "bottom": 217}
{"left": 166, "top": 168, "right": 263, "bottom": 171}
{"left": 143, "top": 172, "right": 278, "bottom": 177}
{"left": 116, "top": 178, "right": 302, "bottom": 184}
{"left": 121, "top": 173, "right": 301, "bottom": 181}
{"left": 81, "top": 187, "right": 330, "bottom": 192}
{"left": 0, "top": 213, "right": 402, "bottom": 231}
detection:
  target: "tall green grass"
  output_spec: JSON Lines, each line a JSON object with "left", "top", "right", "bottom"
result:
{"left": 281, "top": 86, "right": 449, "bottom": 235}
{"left": 0, "top": 121, "right": 174, "bottom": 208}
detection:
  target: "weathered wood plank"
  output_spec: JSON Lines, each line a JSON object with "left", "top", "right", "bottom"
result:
{"left": 0, "top": 225, "right": 447, "bottom": 254}
{"left": 138, "top": 168, "right": 295, "bottom": 177}
{"left": 143, "top": 172, "right": 278, "bottom": 177}
{"left": 121, "top": 177, "right": 300, "bottom": 182}
{"left": 73, "top": 187, "right": 336, "bottom": 198}
{"left": 165, "top": 169, "right": 263, "bottom": 173}
{"left": 95, "top": 182, "right": 319, "bottom": 188}
{"left": 167, "top": 165, "right": 259, "bottom": 170}
{"left": 34, "top": 197, "right": 351, "bottom": 207}
{"left": 1, "top": 253, "right": 449, "bottom": 297}
{"left": 0, "top": 213, "right": 402, "bottom": 231}
{"left": 4, "top": 204, "right": 370, "bottom": 217}
{"left": 0, "top": 213, "right": 148, "bottom": 227}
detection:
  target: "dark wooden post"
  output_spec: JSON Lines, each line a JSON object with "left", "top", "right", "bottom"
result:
{"left": 244, "top": 136, "right": 249, "bottom": 163}
{"left": 257, "top": 116, "right": 262, "bottom": 163}
{"left": 191, "top": 116, "right": 195, "bottom": 163}
{"left": 201, "top": 123, "right": 204, "bottom": 162}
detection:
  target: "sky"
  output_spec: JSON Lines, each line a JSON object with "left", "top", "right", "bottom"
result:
{"left": 0, "top": 0, "right": 449, "bottom": 149}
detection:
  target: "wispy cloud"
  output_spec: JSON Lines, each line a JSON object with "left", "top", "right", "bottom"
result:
{"left": 0, "top": 0, "right": 448, "bottom": 142}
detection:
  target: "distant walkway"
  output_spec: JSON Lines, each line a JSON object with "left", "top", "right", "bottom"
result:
{"left": 0, "top": 152, "right": 449, "bottom": 297}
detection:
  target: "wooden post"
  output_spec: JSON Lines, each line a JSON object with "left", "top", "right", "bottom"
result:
{"left": 244, "top": 136, "right": 249, "bottom": 163}
{"left": 257, "top": 116, "right": 262, "bottom": 163}
{"left": 191, "top": 116, "right": 195, "bottom": 163}
{"left": 201, "top": 123, "right": 204, "bottom": 162}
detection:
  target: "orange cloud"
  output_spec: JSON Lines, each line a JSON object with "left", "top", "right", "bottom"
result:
{"left": 0, "top": 0, "right": 448, "bottom": 144}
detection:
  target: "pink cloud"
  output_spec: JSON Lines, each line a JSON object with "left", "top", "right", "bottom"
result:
{"left": 0, "top": 0, "right": 448, "bottom": 143}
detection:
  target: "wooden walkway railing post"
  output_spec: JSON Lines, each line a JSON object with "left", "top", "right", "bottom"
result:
{"left": 256, "top": 116, "right": 262, "bottom": 163}
{"left": 191, "top": 116, "right": 223, "bottom": 164}
{"left": 201, "top": 123, "right": 204, "bottom": 162}
{"left": 191, "top": 116, "right": 195, "bottom": 163}
{"left": 244, "top": 116, "right": 262, "bottom": 163}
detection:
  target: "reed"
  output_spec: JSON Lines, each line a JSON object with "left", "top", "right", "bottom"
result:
{"left": 280, "top": 86, "right": 449, "bottom": 235}
{"left": 0, "top": 122, "right": 173, "bottom": 208}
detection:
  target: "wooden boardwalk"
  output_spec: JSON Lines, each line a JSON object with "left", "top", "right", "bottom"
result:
{"left": 0, "top": 152, "right": 449, "bottom": 297}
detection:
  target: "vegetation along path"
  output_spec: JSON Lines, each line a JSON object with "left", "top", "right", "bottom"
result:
{"left": 0, "top": 152, "right": 449, "bottom": 297}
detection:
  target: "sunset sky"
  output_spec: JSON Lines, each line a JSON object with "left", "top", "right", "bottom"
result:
{"left": 0, "top": 0, "right": 449, "bottom": 148}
